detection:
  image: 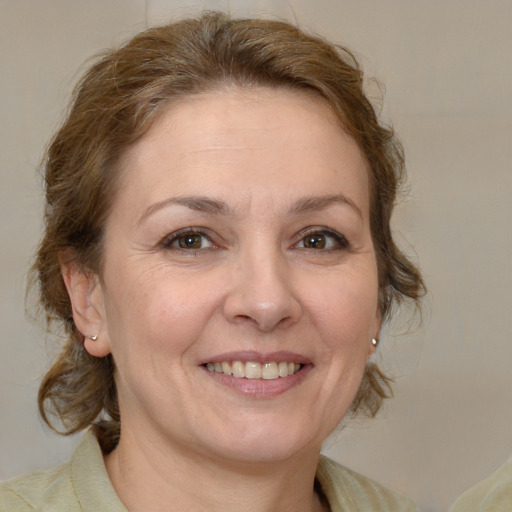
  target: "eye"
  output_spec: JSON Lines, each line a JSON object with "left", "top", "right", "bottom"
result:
{"left": 295, "top": 229, "right": 348, "bottom": 250}
{"left": 162, "top": 230, "right": 214, "bottom": 251}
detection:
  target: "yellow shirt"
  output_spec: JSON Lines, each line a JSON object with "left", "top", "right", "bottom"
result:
{"left": 1, "top": 432, "right": 418, "bottom": 511}
{"left": 450, "top": 457, "right": 512, "bottom": 512}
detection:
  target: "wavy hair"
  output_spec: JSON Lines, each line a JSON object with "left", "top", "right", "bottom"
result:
{"left": 32, "top": 11, "right": 425, "bottom": 452}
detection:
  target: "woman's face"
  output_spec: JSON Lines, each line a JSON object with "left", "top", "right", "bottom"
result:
{"left": 86, "top": 87, "right": 380, "bottom": 463}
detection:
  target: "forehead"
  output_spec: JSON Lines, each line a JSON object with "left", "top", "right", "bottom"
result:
{"left": 115, "top": 86, "right": 370, "bottom": 217}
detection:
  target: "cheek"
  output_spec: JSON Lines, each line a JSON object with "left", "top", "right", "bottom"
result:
{"left": 305, "top": 270, "right": 379, "bottom": 346}
{"left": 103, "top": 267, "right": 221, "bottom": 359}
{"left": 303, "top": 274, "right": 379, "bottom": 434}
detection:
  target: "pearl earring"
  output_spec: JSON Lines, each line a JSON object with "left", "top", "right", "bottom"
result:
{"left": 371, "top": 338, "right": 379, "bottom": 347}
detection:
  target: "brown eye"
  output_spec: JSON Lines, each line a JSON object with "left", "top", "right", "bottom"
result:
{"left": 163, "top": 231, "right": 214, "bottom": 251}
{"left": 178, "top": 234, "right": 203, "bottom": 249}
{"left": 303, "top": 234, "right": 326, "bottom": 249}
{"left": 296, "top": 230, "right": 348, "bottom": 251}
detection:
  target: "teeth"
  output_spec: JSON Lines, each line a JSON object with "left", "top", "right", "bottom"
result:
{"left": 221, "top": 361, "right": 232, "bottom": 375}
{"left": 245, "top": 362, "right": 262, "bottom": 379}
{"left": 205, "top": 361, "right": 303, "bottom": 380}
{"left": 262, "top": 362, "right": 278, "bottom": 380}
{"left": 278, "top": 361, "right": 288, "bottom": 377}
{"left": 232, "top": 361, "right": 245, "bottom": 378}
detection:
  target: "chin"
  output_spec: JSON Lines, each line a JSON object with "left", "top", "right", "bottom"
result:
{"left": 199, "top": 420, "right": 323, "bottom": 465}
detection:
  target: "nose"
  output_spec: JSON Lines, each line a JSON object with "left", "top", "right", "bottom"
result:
{"left": 223, "top": 249, "right": 302, "bottom": 332}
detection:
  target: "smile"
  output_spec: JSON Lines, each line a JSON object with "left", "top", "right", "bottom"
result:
{"left": 204, "top": 361, "right": 302, "bottom": 380}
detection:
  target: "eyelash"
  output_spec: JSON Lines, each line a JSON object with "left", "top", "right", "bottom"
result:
{"left": 160, "top": 227, "right": 349, "bottom": 254}
{"left": 161, "top": 228, "right": 215, "bottom": 253}
{"left": 294, "top": 228, "right": 349, "bottom": 251}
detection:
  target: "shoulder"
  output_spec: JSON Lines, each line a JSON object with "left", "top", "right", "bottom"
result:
{"left": 316, "top": 455, "right": 419, "bottom": 512}
{"left": 450, "top": 456, "right": 512, "bottom": 512}
{"left": 0, "top": 461, "right": 77, "bottom": 512}
{"left": 0, "top": 432, "right": 125, "bottom": 512}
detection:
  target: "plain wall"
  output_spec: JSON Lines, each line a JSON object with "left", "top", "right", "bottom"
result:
{"left": 1, "top": 2, "right": 511, "bottom": 511}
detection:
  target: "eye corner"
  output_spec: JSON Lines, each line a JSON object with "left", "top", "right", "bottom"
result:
{"left": 293, "top": 227, "right": 350, "bottom": 252}
{"left": 160, "top": 227, "right": 218, "bottom": 253}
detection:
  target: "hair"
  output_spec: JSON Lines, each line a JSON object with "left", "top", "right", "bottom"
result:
{"left": 32, "top": 11, "right": 425, "bottom": 452}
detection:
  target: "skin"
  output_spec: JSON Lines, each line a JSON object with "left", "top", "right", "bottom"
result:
{"left": 63, "top": 86, "right": 381, "bottom": 512}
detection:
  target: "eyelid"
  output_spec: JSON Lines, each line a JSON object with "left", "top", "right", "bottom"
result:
{"left": 293, "top": 227, "right": 349, "bottom": 250}
{"left": 159, "top": 226, "right": 348, "bottom": 252}
{"left": 160, "top": 227, "right": 216, "bottom": 250}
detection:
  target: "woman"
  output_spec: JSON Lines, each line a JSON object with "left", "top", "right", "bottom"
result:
{"left": 1, "top": 12, "right": 424, "bottom": 511}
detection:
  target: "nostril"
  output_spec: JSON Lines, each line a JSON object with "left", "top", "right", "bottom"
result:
{"left": 222, "top": 269, "right": 302, "bottom": 331}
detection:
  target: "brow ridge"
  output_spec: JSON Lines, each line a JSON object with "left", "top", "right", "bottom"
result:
{"left": 139, "top": 196, "right": 231, "bottom": 224}
{"left": 291, "top": 194, "right": 363, "bottom": 219}
{"left": 139, "top": 193, "right": 362, "bottom": 225}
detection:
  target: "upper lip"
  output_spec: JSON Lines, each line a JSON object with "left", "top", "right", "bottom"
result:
{"left": 200, "top": 350, "right": 312, "bottom": 365}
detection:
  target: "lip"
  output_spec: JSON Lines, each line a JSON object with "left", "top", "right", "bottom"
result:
{"left": 199, "top": 350, "right": 312, "bottom": 365}
{"left": 199, "top": 351, "right": 313, "bottom": 398}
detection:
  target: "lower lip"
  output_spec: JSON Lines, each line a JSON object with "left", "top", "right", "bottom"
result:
{"left": 201, "top": 364, "right": 313, "bottom": 398}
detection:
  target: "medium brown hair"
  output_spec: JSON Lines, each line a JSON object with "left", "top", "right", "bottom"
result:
{"left": 33, "top": 11, "right": 424, "bottom": 451}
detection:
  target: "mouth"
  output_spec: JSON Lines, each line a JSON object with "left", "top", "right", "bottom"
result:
{"left": 203, "top": 361, "right": 303, "bottom": 380}
{"left": 199, "top": 352, "right": 312, "bottom": 397}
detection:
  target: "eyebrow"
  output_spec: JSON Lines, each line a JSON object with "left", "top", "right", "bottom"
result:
{"left": 139, "top": 193, "right": 363, "bottom": 224}
{"left": 290, "top": 194, "right": 363, "bottom": 220}
{"left": 138, "top": 196, "right": 232, "bottom": 225}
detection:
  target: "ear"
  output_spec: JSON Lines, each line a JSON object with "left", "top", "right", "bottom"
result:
{"left": 60, "top": 254, "right": 111, "bottom": 358}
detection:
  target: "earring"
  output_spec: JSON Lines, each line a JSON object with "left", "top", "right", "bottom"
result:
{"left": 88, "top": 335, "right": 98, "bottom": 341}
{"left": 371, "top": 338, "right": 379, "bottom": 347}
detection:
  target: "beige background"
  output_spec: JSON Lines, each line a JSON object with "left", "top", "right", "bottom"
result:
{"left": 1, "top": 1, "right": 511, "bottom": 511}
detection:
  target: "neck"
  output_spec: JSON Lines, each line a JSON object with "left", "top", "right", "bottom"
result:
{"left": 104, "top": 427, "right": 328, "bottom": 512}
